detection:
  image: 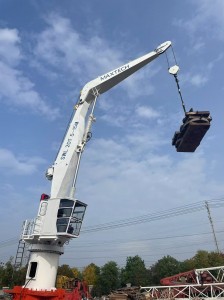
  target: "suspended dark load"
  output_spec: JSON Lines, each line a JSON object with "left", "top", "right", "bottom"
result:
{"left": 168, "top": 64, "right": 212, "bottom": 152}
{"left": 172, "top": 109, "right": 212, "bottom": 152}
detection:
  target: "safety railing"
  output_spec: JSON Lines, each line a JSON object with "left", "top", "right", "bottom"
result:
{"left": 22, "top": 217, "right": 42, "bottom": 238}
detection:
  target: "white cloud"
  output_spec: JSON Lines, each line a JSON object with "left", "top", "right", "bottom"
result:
{"left": 0, "top": 28, "right": 21, "bottom": 66}
{"left": 121, "top": 65, "right": 159, "bottom": 99}
{"left": 190, "top": 74, "right": 208, "bottom": 87}
{"left": 207, "top": 54, "right": 224, "bottom": 71}
{"left": 193, "top": 0, "right": 224, "bottom": 39}
{"left": 175, "top": 0, "right": 224, "bottom": 40}
{"left": 100, "top": 113, "right": 127, "bottom": 128}
{"left": 127, "top": 131, "right": 168, "bottom": 150}
{"left": 34, "top": 13, "right": 160, "bottom": 99}
{"left": 192, "top": 40, "right": 205, "bottom": 52}
{"left": 0, "top": 27, "right": 59, "bottom": 118}
{"left": 0, "top": 148, "right": 46, "bottom": 175}
{"left": 0, "top": 61, "right": 59, "bottom": 118}
{"left": 100, "top": 102, "right": 162, "bottom": 130}
{"left": 35, "top": 14, "right": 122, "bottom": 82}
{"left": 136, "top": 105, "right": 160, "bottom": 119}
{"left": 172, "top": 1, "right": 224, "bottom": 91}
{"left": 181, "top": 71, "right": 208, "bottom": 87}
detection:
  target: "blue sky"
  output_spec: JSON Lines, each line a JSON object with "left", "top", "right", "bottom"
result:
{"left": 1, "top": 0, "right": 224, "bottom": 270}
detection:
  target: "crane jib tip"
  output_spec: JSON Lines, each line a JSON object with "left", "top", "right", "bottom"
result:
{"left": 155, "top": 41, "right": 172, "bottom": 54}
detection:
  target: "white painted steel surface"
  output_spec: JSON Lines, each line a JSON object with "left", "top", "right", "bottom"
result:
{"left": 25, "top": 250, "right": 60, "bottom": 290}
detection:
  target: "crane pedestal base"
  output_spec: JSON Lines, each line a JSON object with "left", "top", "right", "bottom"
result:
{"left": 4, "top": 286, "right": 83, "bottom": 300}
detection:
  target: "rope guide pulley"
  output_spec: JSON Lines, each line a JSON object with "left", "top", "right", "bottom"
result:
{"left": 165, "top": 45, "right": 187, "bottom": 115}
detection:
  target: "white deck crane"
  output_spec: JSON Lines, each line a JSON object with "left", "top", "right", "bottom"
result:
{"left": 19, "top": 41, "right": 171, "bottom": 292}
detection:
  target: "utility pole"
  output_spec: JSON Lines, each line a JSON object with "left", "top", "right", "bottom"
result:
{"left": 205, "top": 201, "right": 220, "bottom": 253}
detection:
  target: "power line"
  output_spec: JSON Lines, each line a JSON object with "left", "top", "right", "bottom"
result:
{"left": 81, "top": 198, "right": 224, "bottom": 233}
{"left": 62, "top": 249, "right": 218, "bottom": 261}
{"left": 66, "top": 237, "right": 218, "bottom": 254}
{"left": 0, "top": 237, "right": 19, "bottom": 247}
{"left": 67, "top": 229, "right": 224, "bottom": 249}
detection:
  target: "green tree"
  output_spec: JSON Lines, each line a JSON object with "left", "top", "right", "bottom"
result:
{"left": 57, "top": 264, "right": 74, "bottom": 278}
{"left": 0, "top": 262, "right": 5, "bottom": 288}
{"left": 179, "top": 258, "right": 195, "bottom": 273}
{"left": 208, "top": 251, "right": 224, "bottom": 267}
{"left": 121, "top": 255, "right": 149, "bottom": 287}
{"left": 150, "top": 255, "right": 181, "bottom": 285}
{"left": 191, "top": 250, "right": 210, "bottom": 268}
{"left": 82, "top": 263, "right": 100, "bottom": 285}
{"left": 13, "top": 266, "right": 27, "bottom": 286}
{"left": 180, "top": 250, "right": 224, "bottom": 272}
{"left": 0, "top": 258, "right": 14, "bottom": 288}
{"left": 71, "top": 267, "right": 82, "bottom": 279}
{"left": 3, "top": 259, "right": 14, "bottom": 288}
{"left": 99, "top": 261, "right": 120, "bottom": 295}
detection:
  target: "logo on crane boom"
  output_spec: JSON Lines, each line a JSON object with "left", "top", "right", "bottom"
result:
{"left": 100, "top": 64, "right": 130, "bottom": 81}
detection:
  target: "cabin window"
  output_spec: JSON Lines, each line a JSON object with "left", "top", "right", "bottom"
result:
{"left": 29, "top": 262, "right": 37, "bottom": 278}
{"left": 59, "top": 199, "right": 73, "bottom": 208}
{"left": 56, "top": 199, "right": 86, "bottom": 235}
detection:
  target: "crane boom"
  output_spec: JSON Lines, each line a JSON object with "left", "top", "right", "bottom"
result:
{"left": 80, "top": 41, "right": 171, "bottom": 103}
{"left": 48, "top": 41, "right": 171, "bottom": 200}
